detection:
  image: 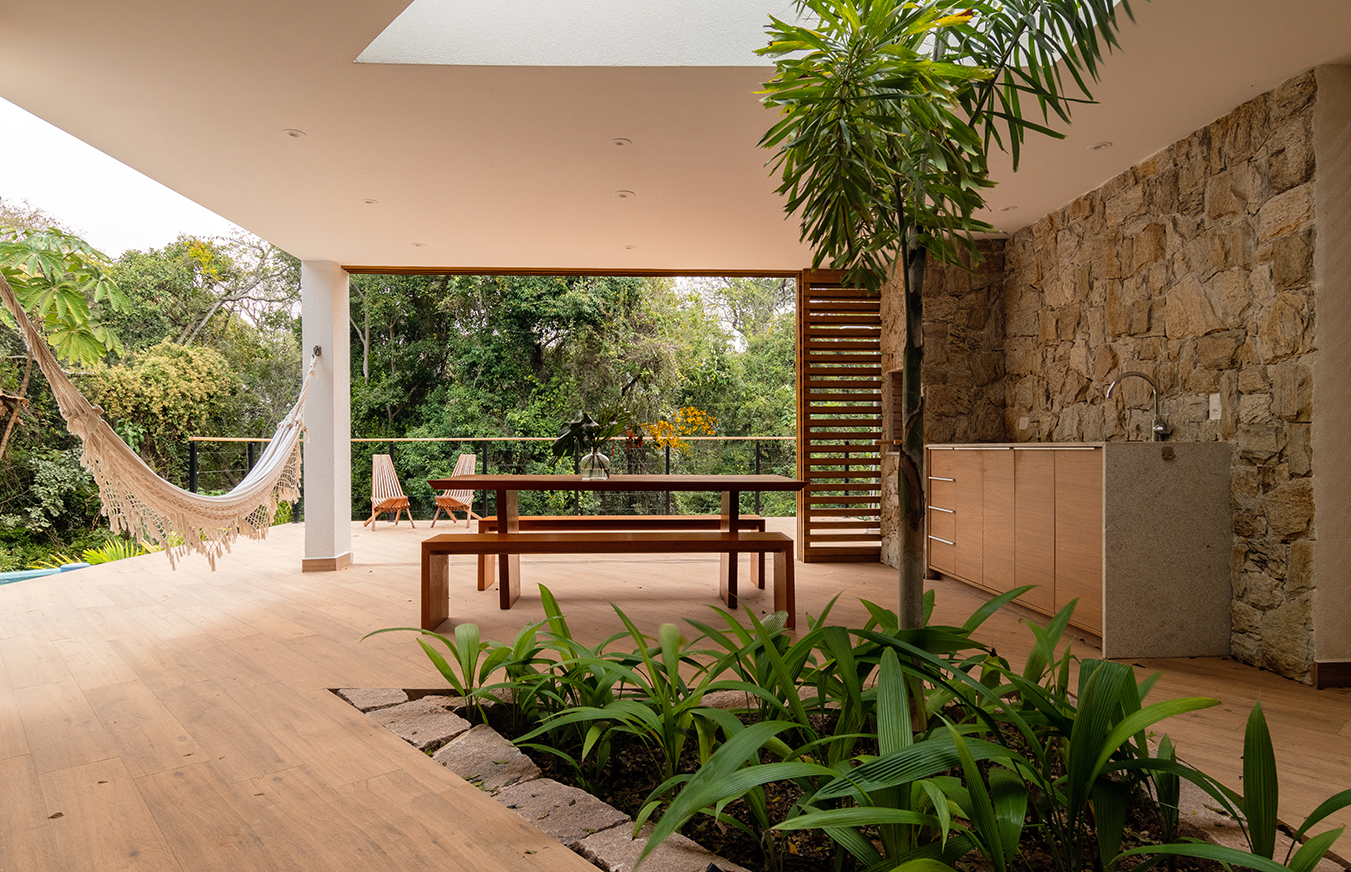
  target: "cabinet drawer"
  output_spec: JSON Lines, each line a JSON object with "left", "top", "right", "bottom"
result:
{"left": 929, "top": 448, "right": 955, "bottom": 479}
{"left": 928, "top": 537, "right": 956, "bottom": 574}
{"left": 928, "top": 478, "right": 955, "bottom": 509}
{"left": 927, "top": 506, "right": 955, "bottom": 541}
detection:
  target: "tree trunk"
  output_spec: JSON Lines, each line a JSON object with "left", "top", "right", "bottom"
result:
{"left": 0, "top": 350, "right": 34, "bottom": 460}
{"left": 897, "top": 236, "right": 927, "bottom": 630}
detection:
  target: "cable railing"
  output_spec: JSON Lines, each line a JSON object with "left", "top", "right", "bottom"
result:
{"left": 186, "top": 435, "right": 798, "bottom": 521}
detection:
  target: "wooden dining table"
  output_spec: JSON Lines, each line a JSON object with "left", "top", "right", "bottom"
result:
{"left": 423, "top": 473, "right": 806, "bottom": 610}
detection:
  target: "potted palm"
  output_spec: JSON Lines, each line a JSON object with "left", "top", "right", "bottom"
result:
{"left": 551, "top": 408, "right": 627, "bottom": 480}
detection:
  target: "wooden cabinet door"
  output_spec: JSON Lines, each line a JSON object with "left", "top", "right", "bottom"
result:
{"left": 981, "top": 449, "right": 1015, "bottom": 593}
{"left": 952, "top": 450, "right": 984, "bottom": 584}
{"left": 1014, "top": 449, "right": 1056, "bottom": 613}
{"left": 1054, "top": 448, "right": 1103, "bottom": 634}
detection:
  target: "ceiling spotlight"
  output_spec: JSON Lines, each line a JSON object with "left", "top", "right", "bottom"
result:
{"left": 999, "top": 205, "right": 1018, "bottom": 212}
{"left": 623, "top": 245, "right": 638, "bottom": 250}
{"left": 361, "top": 198, "right": 379, "bottom": 205}
{"left": 282, "top": 128, "right": 306, "bottom": 138}
{"left": 611, "top": 138, "right": 632, "bottom": 147}
{"left": 614, "top": 190, "right": 636, "bottom": 200}
{"left": 411, "top": 242, "right": 426, "bottom": 248}
{"left": 1089, "top": 141, "right": 1113, "bottom": 151}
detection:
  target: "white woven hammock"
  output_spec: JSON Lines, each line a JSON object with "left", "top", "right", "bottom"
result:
{"left": 0, "top": 275, "right": 317, "bottom": 568}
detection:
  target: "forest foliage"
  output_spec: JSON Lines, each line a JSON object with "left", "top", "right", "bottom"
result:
{"left": 0, "top": 203, "right": 796, "bottom": 566}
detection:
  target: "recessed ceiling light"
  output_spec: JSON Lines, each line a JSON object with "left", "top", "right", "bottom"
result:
{"left": 1089, "top": 141, "right": 1113, "bottom": 151}
{"left": 623, "top": 245, "right": 637, "bottom": 250}
{"left": 361, "top": 198, "right": 379, "bottom": 205}
{"left": 999, "top": 205, "right": 1018, "bottom": 212}
{"left": 411, "top": 242, "right": 425, "bottom": 247}
{"left": 614, "top": 190, "right": 636, "bottom": 200}
{"left": 612, "top": 138, "right": 632, "bottom": 147}
{"left": 282, "top": 128, "right": 306, "bottom": 138}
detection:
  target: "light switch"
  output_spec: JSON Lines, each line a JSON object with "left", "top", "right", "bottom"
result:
{"left": 1208, "top": 393, "right": 1221, "bottom": 421}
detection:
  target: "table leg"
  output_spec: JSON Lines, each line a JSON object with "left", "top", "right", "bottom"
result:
{"left": 719, "top": 490, "right": 739, "bottom": 609}
{"left": 497, "top": 488, "right": 521, "bottom": 609}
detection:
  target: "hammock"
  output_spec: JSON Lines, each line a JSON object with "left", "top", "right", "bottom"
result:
{"left": 0, "top": 275, "right": 317, "bottom": 568}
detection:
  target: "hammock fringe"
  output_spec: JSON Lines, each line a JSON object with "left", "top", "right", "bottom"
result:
{"left": 0, "top": 275, "right": 317, "bottom": 569}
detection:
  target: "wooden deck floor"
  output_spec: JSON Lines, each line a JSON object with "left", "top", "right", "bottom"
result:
{"left": 2, "top": 519, "right": 1349, "bottom": 869}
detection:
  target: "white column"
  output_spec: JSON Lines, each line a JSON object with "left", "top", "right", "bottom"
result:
{"left": 300, "top": 261, "right": 352, "bottom": 571}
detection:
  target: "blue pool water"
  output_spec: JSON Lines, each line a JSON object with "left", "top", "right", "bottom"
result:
{"left": 0, "top": 562, "right": 90, "bottom": 585}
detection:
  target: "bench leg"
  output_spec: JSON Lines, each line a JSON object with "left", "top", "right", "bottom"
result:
{"left": 773, "top": 548, "right": 795, "bottom": 630}
{"left": 754, "top": 552, "right": 765, "bottom": 590}
{"left": 422, "top": 551, "right": 449, "bottom": 631}
{"left": 478, "top": 554, "right": 494, "bottom": 591}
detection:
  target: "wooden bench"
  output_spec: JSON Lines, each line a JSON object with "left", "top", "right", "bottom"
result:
{"left": 420, "top": 530, "right": 795, "bottom": 631}
{"left": 474, "top": 514, "right": 767, "bottom": 589}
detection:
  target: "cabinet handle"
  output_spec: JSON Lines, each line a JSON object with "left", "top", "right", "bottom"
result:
{"left": 929, "top": 506, "right": 954, "bottom": 514}
{"left": 929, "top": 476, "right": 955, "bottom": 482}
{"left": 928, "top": 535, "right": 955, "bottom": 545}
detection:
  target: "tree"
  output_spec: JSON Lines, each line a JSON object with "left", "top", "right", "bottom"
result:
{"left": 0, "top": 225, "right": 129, "bottom": 458}
{"left": 759, "top": 0, "right": 1135, "bottom": 626}
{"left": 107, "top": 233, "right": 299, "bottom": 354}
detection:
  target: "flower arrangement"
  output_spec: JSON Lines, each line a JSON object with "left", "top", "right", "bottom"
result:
{"left": 641, "top": 406, "right": 717, "bottom": 454}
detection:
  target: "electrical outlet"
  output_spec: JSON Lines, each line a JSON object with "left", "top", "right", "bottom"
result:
{"left": 1018, "top": 416, "right": 1030, "bottom": 430}
{"left": 1208, "top": 393, "right": 1221, "bottom": 421}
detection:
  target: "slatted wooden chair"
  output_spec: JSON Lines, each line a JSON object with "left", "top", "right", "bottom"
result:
{"left": 365, "top": 454, "right": 414, "bottom": 527}
{"left": 431, "top": 453, "right": 482, "bottom": 528}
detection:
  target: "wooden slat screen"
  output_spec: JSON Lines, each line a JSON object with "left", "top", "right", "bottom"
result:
{"left": 795, "top": 271, "right": 883, "bottom": 562}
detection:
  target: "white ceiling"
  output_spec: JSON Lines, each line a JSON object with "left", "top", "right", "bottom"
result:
{"left": 0, "top": 0, "right": 1348, "bottom": 272}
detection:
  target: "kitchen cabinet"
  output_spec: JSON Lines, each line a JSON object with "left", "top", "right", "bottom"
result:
{"left": 925, "top": 442, "right": 1232, "bottom": 659}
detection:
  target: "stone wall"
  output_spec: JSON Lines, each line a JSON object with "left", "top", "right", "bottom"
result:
{"left": 1002, "top": 71, "right": 1319, "bottom": 680}
{"left": 880, "top": 242, "right": 1007, "bottom": 568}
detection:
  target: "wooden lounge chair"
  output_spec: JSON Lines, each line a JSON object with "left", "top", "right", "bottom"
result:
{"left": 365, "top": 454, "right": 414, "bottom": 527}
{"left": 431, "top": 453, "right": 482, "bottom": 528}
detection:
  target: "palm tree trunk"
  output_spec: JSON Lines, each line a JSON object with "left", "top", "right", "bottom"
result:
{"left": 898, "top": 234, "right": 926, "bottom": 630}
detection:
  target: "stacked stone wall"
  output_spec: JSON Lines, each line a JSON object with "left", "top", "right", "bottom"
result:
{"left": 880, "top": 241, "right": 1007, "bottom": 568}
{"left": 1002, "top": 71, "right": 1319, "bottom": 680}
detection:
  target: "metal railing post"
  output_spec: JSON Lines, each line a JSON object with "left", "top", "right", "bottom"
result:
{"left": 189, "top": 440, "right": 198, "bottom": 493}
{"left": 755, "top": 439, "right": 762, "bottom": 516}
{"left": 481, "top": 440, "right": 492, "bottom": 517}
{"left": 246, "top": 441, "right": 255, "bottom": 473}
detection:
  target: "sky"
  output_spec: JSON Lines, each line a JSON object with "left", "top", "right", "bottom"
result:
{"left": 0, "top": 98, "right": 244, "bottom": 259}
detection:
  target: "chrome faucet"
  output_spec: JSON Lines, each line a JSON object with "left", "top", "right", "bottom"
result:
{"left": 1106, "top": 371, "right": 1169, "bottom": 441}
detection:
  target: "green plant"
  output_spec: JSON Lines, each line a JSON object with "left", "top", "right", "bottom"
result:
{"left": 516, "top": 612, "right": 722, "bottom": 787}
{"left": 550, "top": 407, "right": 627, "bottom": 459}
{"left": 362, "top": 623, "right": 512, "bottom": 724}
{"left": 637, "top": 593, "right": 1024, "bottom": 870}
{"left": 29, "top": 535, "right": 161, "bottom": 568}
{"left": 1118, "top": 701, "right": 1351, "bottom": 872}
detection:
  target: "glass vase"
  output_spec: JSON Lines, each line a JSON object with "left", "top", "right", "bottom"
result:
{"left": 579, "top": 450, "right": 611, "bottom": 480}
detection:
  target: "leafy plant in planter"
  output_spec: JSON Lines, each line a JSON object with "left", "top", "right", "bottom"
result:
{"left": 377, "top": 587, "right": 1351, "bottom": 872}
{"left": 551, "top": 406, "right": 628, "bottom": 480}
{"left": 1117, "top": 701, "right": 1351, "bottom": 872}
